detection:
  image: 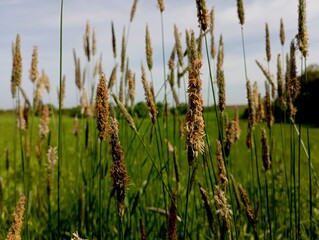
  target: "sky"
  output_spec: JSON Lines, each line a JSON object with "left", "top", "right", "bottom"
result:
{"left": 0, "top": 0, "right": 318, "bottom": 110}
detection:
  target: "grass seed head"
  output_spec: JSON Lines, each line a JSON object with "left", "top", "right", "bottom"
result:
{"left": 111, "top": 21, "right": 117, "bottom": 59}
{"left": 166, "top": 192, "right": 178, "bottom": 240}
{"left": 145, "top": 24, "right": 153, "bottom": 71}
{"left": 157, "top": 0, "right": 165, "bottom": 12}
{"left": 29, "top": 46, "right": 39, "bottom": 83}
{"left": 280, "top": 18, "right": 285, "bottom": 46}
{"left": 236, "top": 0, "right": 245, "bottom": 25}
{"left": 265, "top": 23, "right": 271, "bottom": 62}
{"left": 196, "top": 0, "right": 210, "bottom": 31}
{"left": 261, "top": 128, "right": 271, "bottom": 171}
{"left": 298, "top": 0, "right": 309, "bottom": 57}
{"left": 130, "top": 0, "right": 139, "bottom": 22}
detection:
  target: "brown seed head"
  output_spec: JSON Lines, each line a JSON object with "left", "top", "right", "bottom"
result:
{"left": 95, "top": 73, "right": 109, "bottom": 141}
{"left": 186, "top": 31, "right": 205, "bottom": 166}
{"left": 128, "top": 70, "right": 135, "bottom": 107}
{"left": 261, "top": 128, "right": 271, "bottom": 171}
{"left": 238, "top": 184, "right": 256, "bottom": 228}
{"left": 29, "top": 46, "right": 39, "bottom": 83}
{"left": 210, "top": 7, "right": 216, "bottom": 59}
{"left": 111, "top": 21, "right": 117, "bottom": 59}
{"left": 214, "top": 185, "right": 233, "bottom": 232}
{"left": 217, "top": 35, "right": 225, "bottom": 112}
{"left": 196, "top": 0, "right": 210, "bottom": 31}
{"left": 157, "top": 0, "right": 165, "bottom": 12}
{"left": 265, "top": 23, "right": 271, "bottom": 62}
{"left": 280, "top": 18, "right": 285, "bottom": 46}
{"left": 47, "top": 146, "right": 57, "bottom": 199}
{"left": 92, "top": 28, "right": 97, "bottom": 56}
{"left": 236, "top": 0, "right": 245, "bottom": 25}
{"left": 246, "top": 80, "right": 256, "bottom": 128}
{"left": 166, "top": 192, "right": 178, "bottom": 240}
{"left": 174, "top": 25, "right": 183, "bottom": 66}
{"left": 298, "top": 0, "right": 309, "bottom": 57}
{"left": 121, "top": 27, "right": 126, "bottom": 73}
{"left": 109, "top": 117, "right": 129, "bottom": 218}
{"left": 11, "top": 34, "right": 23, "bottom": 98}
{"left": 277, "top": 54, "right": 285, "bottom": 108}
{"left": 130, "top": 0, "right": 139, "bottom": 22}
{"left": 216, "top": 140, "right": 228, "bottom": 186}
{"left": 264, "top": 82, "right": 274, "bottom": 127}
{"left": 168, "top": 45, "right": 176, "bottom": 71}
{"left": 108, "top": 64, "right": 118, "bottom": 89}
{"left": 288, "top": 40, "right": 300, "bottom": 100}
{"left": 6, "top": 193, "right": 26, "bottom": 240}
{"left": 145, "top": 24, "right": 153, "bottom": 71}
{"left": 84, "top": 21, "right": 91, "bottom": 62}
{"left": 139, "top": 219, "right": 147, "bottom": 240}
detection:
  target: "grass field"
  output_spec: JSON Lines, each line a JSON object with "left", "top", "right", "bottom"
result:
{"left": 1, "top": 0, "right": 318, "bottom": 239}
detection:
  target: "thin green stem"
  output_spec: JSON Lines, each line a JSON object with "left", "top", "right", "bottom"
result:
{"left": 58, "top": 0, "right": 64, "bottom": 237}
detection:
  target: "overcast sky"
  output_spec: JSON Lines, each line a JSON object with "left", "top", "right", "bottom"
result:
{"left": 0, "top": 0, "right": 318, "bottom": 110}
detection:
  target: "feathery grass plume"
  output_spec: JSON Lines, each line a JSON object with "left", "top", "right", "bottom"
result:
{"left": 210, "top": 7, "right": 216, "bottom": 59}
{"left": 83, "top": 20, "right": 91, "bottom": 62}
{"left": 6, "top": 193, "right": 26, "bottom": 240}
{"left": 157, "top": 0, "right": 165, "bottom": 12}
{"left": 92, "top": 28, "right": 97, "bottom": 56}
{"left": 298, "top": 0, "right": 308, "bottom": 57}
{"left": 73, "top": 115, "right": 79, "bottom": 136}
{"left": 108, "top": 64, "right": 118, "bottom": 89}
{"left": 141, "top": 64, "right": 157, "bottom": 124}
{"left": 238, "top": 183, "right": 256, "bottom": 229}
{"left": 265, "top": 23, "right": 271, "bottom": 62}
{"left": 130, "top": 0, "right": 139, "bottom": 22}
{"left": 120, "top": 27, "right": 126, "bottom": 73}
{"left": 39, "top": 105, "right": 50, "bottom": 139}
{"left": 197, "top": 30, "right": 203, "bottom": 60}
{"left": 166, "top": 192, "right": 177, "bottom": 240}
{"left": 234, "top": 108, "right": 241, "bottom": 141}
{"left": 145, "top": 24, "right": 153, "bottom": 71}
{"left": 277, "top": 54, "right": 285, "bottom": 108}
{"left": 111, "top": 21, "right": 117, "bottom": 59}
{"left": 216, "top": 139, "right": 228, "bottom": 186}
{"left": 246, "top": 80, "right": 256, "bottom": 128}
{"left": 109, "top": 117, "right": 129, "bottom": 217}
{"left": 217, "top": 35, "right": 226, "bottom": 112}
{"left": 261, "top": 128, "right": 271, "bottom": 171}
{"left": 127, "top": 69, "right": 135, "bottom": 107}
{"left": 40, "top": 69, "right": 50, "bottom": 94}
{"left": 73, "top": 50, "right": 83, "bottom": 91}
{"left": 255, "top": 60, "right": 277, "bottom": 98}
{"left": 288, "top": 97, "right": 297, "bottom": 119}
{"left": 236, "top": 0, "right": 245, "bottom": 25}
{"left": 288, "top": 40, "right": 300, "bottom": 100}
{"left": 280, "top": 18, "right": 285, "bottom": 46}
{"left": 33, "top": 74, "right": 44, "bottom": 111}
{"left": 95, "top": 73, "right": 109, "bottom": 141}
{"left": 111, "top": 92, "right": 137, "bottom": 132}
{"left": 174, "top": 25, "right": 183, "bottom": 66}
{"left": 168, "top": 45, "right": 176, "bottom": 71}
{"left": 0, "top": 177, "right": 3, "bottom": 213}
{"left": 214, "top": 185, "right": 233, "bottom": 233}
{"left": 196, "top": 0, "right": 210, "bottom": 32}
{"left": 252, "top": 81, "right": 259, "bottom": 114}
{"left": 186, "top": 31, "right": 205, "bottom": 166}
{"left": 11, "top": 34, "right": 23, "bottom": 98}
{"left": 224, "top": 120, "right": 235, "bottom": 157}
{"left": 198, "top": 182, "right": 217, "bottom": 236}
{"left": 264, "top": 82, "right": 274, "bottom": 127}
{"left": 29, "top": 46, "right": 39, "bottom": 83}
{"left": 47, "top": 146, "right": 57, "bottom": 200}
{"left": 139, "top": 218, "right": 147, "bottom": 240}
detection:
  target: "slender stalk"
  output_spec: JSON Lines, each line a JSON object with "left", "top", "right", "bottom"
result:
{"left": 240, "top": 26, "right": 248, "bottom": 81}
{"left": 265, "top": 173, "right": 272, "bottom": 239}
{"left": 183, "top": 167, "right": 191, "bottom": 239}
{"left": 58, "top": 0, "right": 64, "bottom": 237}
{"left": 99, "top": 140, "right": 102, "bottom": 239}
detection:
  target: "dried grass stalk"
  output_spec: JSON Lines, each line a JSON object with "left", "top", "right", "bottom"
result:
{"left": 11, "top": 34, "right": 23, "bottom": 98}
{"left": 130, "top": 0, "right": 139, "bottom": 22}
{"left": 174, "top": 25, "right": 183, "bottom": 66}
{"left": 277, "top": 54, "right": 285, "bottom": 108}
{"left": 121, "top": 27, "right": 126, "bottom": 73}
{"left": 238, "top": 183, "right": 256, "bottom": 229}
{"left": 157, "top": 0, "right": 165, "bottom": 12}
{"left": 214, "top": 185, "right": 232, "bottom": 233}
{"left": 83, "top": 21, "right": 91, "bottom": 62}
{"left": 288, "top": 40, "right": 300, "bottom": 100}
{"left": 264, "top": 82, "right": 274, "bottom": 127}
{"left": 111, "top": 21, "right": 117, "bottom": 59}
{"left": 210, "top": 7, "right": 216, "bottom": 59}
{"left": 217, "top": 35, "right": 225, "bottom": 112}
